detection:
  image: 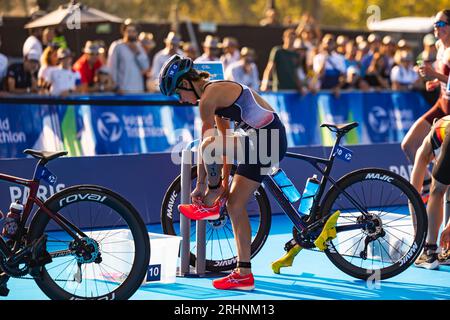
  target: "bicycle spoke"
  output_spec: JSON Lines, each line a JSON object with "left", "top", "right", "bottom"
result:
{"left": 383, "top": 224, "right": 414, "bottom": 237}
{"left": 101, "top": 251, "right": 134, "bottom": 266}
{"left": 378, "top": 237, "right": 396, "bottom": 263}
{"left": 216, "top": 230, "right": 224, "bottom": 261}
{"left": 223, "top": 228, "right": 234, "bottom": 256}
{"left": 46, "top": 257, "right": 76, "bottom": 272}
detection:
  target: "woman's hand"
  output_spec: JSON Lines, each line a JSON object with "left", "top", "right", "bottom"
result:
{"left": 191, "top": 182, "right": 207, "bottom": 205}
{"left": 425, "top": 79, "right": 440, "bottom": 91}
{"left": 419, "top": 64, "right": 437, "bottom": 80}
{"left": 440, "top": 225, "right": 450, "bottom": 251}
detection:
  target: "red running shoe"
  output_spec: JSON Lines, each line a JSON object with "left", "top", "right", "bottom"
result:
{"left": 178, "top": 198, "right": 225, "bottom": 221}
{"left": 421, "top": 193, "right": 430, "bottom": 205}
{"left": 212, "top": 269, "right": 255, "bottom": 290}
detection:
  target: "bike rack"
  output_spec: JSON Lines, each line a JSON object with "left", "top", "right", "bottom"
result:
{"left": 178, "top": 141, "right": 206, "bottom": 277}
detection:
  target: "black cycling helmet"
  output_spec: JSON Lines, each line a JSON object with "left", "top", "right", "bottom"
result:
{"left": 159, "top": 54, "right": 193, "bottom": 96}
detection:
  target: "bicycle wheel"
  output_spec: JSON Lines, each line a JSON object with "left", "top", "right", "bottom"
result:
{"left": 28, "top": 185, "right": 150, "bottom": 300}
{"left": 320, "top": 168, "right": 427, "bottom": 280}
{"left": 161, "top": 165, "right": 271, "bottom": 272}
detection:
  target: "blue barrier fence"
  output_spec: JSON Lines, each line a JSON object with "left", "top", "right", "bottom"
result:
{"left": 0, "top": 91, "right": 430, "bottom": 159}
{"left": 0, "top": 142, "right": 411, "bottom": 227}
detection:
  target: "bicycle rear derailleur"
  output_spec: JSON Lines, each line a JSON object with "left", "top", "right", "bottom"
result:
{"left": 357, "top": 214, "right": 386, "bottom": 260}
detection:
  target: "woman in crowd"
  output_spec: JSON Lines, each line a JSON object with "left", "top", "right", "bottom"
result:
{"left": 37, "top": 44, "right": 59, "bottom": 91}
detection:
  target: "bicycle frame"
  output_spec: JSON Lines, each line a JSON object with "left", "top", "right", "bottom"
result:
{"left": 0, "top": 161, "right": 88, "bottom": 258}
{"left": 263, "top": 131, "right": 370, "bottom": 234}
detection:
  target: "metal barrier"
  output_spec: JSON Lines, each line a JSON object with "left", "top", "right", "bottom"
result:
{"left": 178, "top": 140, "right": 207, "bottom": 277}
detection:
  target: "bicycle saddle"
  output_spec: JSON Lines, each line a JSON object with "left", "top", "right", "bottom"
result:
{"left": 320, "top": 122, "right": 359, "bottom": 134}
{"left": 23, "top": 149, "right": 68, "bottom": 161}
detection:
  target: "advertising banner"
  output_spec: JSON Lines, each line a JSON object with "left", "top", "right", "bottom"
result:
{"left": 0, "top": 91, "right": 431, "bottom": 158}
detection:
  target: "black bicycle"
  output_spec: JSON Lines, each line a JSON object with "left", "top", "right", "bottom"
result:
{"left": 0, "top": 150, "right": 150, "bottom": 300}
{"left": 161, "top": 122, "right": 427, "bottom": 280}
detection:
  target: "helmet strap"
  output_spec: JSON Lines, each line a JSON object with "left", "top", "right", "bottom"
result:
{"left": 188, "top": 79, "right": 201, "bottom": 100}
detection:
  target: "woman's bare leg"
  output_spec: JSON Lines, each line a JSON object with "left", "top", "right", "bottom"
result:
{"left": 226, "top": 174, "right": 260, "bottom": 275}
{"left": 401, "top": 118, "right": 431, "bottom": 164}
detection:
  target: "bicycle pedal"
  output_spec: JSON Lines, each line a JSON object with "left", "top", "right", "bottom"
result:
{"left": 314, "top": 210, "right": 341, "bottom": 251}
{"left": 271, "top": 244, "right": 302, "bottom": 274}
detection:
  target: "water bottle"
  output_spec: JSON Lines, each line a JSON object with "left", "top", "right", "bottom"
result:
{"left": 2, "top": 202, "right": 24, "bottom": 239}
{"left": 298, "top": 175, "right": 320, "bottom": 216}
{"left": 272, "top": 168, "right": 301, "bottom": 203}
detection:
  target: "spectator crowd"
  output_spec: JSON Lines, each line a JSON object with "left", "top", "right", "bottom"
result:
{"left": 0, "top": 14, "right": 440, "bottom": 98}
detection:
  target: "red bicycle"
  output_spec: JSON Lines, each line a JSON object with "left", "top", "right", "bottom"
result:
{"left": 0, "top": 150, "right": 150, "bottom": 300}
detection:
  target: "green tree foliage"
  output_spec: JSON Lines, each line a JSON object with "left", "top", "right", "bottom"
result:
{"left": 321, "top": 0, "right": 450, "bottom": 28}
{"left": 1, "top": 0, "right": 450, "bottom": 28}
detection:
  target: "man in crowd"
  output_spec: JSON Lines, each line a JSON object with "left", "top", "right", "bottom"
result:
{"left": 139, "top": 32, "right": 156, "bottom": 59}
{"left": 6, "top": 51, "right": 40, "bottom": 94}
{"left": 261, "top": 28, "right": 304, "bottom": 92}
{"left": 336, "top": 35, "right": 349, "bottom": 55}
{"left": 195, "top": 35, "right": 222, "bottom": 62}
{"left": 41, "top": 27, "right": 56, "bottom": 51}
{"left": 381, "top": 35, "right": 397, "bottom": 73}
{"left": 73, "top": 41, "right": 103, "bottom": 93}
{"left": 313, "top": 34, "right": 346, "bottom": 90}
{"left": 149, "top": 31, "right": 183, "bottom": 92}
{"left": 0, "top": 36, "right": 8, "bottom": 89}
{"left": 360, "top": 33, "right": 382, "bottom": 77}
{"left": 225, "top": 47, "right": 260, "bottom": 90}
{"left": 391, "top": 50, "right": 421, "bottom": 91}
{"left": 341, "top": 65, "right": 370, "bottom": 91}
{"left": 220, "top": 37, "right": 240, "bottom": 71}
{"left": 93, "top": 66, "right": 117, "bottom": 93}
{"left": 108, "top": 20, "right": 149, "bottom": 93}
{"left": 138, "top": 32, "right": 156, "bottom": 92}
{"left": 23, "top": 27, "right": 43, "bottom": 60}
{"left": 182, "top": 42, "right": 199, "bottom": 61}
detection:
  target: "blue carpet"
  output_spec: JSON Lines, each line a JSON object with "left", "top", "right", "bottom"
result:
{"left": 3, "top": 214, "right": 450, "bottom": 300}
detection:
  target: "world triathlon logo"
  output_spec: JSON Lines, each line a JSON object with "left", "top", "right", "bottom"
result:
{"left": 368, "top": 106, "right": 390, "bottom": 134}
{"left": 97, "top": 112, "right": 123, "bottom": 142}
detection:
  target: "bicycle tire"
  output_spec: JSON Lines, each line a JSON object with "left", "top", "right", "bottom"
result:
{"left": 28, "top": 185, "right": 150, "bottom": 300}
{"left": 320, "top": 168, "right": 427, "bottom": 280}
{"left": 160, "top": 165, "right": 272, "bottom": 272}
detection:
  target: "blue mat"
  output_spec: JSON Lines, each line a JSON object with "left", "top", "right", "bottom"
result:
{"left": 4, "top": 214, "right": 450, "bottom": 300}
